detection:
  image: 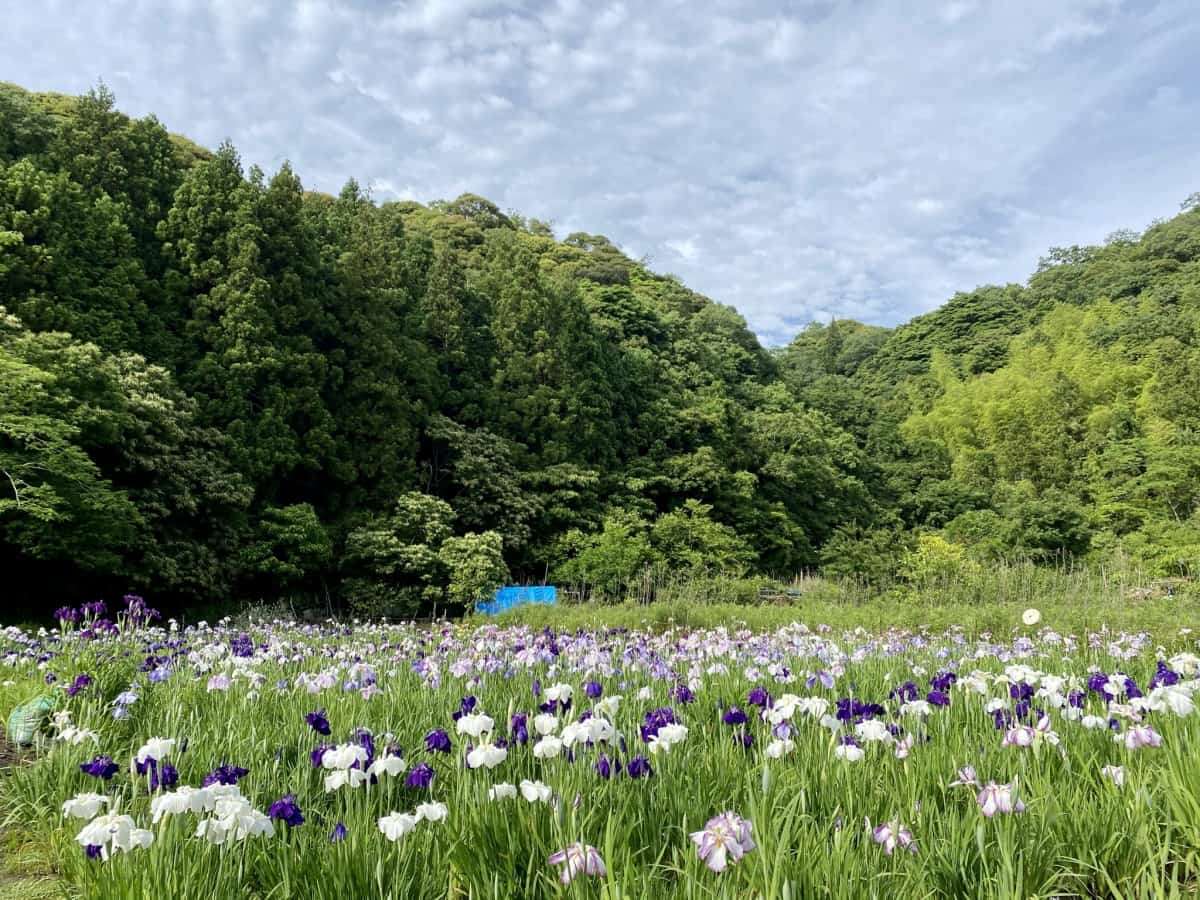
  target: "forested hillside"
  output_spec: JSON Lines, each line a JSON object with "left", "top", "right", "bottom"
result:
{"left": 2, "top": 82, "right": 1198, "bottom": 617}
{"left": 779, "top": 208, "right": 1200, "bottom": 580}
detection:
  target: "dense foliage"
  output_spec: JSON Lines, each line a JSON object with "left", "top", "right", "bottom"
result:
{"left": 2, "top": 81, "right": 1198, "bottom": 617}
{"left": 779, "top": 204, "right": 1200, "bottom": 580}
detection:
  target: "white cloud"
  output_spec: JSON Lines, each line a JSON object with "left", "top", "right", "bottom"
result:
{"left": 941, "top": 2, "right": 975, "bottom": 24}
{"left": 1, "top": 0, "right": 1197, "bottom": 344}
{"left": 665, "top": 238, "right": 700, "bottom": 261}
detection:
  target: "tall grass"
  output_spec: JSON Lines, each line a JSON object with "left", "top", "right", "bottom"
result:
{"left": 493, "top": 557, "right": 1196, "bottom": 639}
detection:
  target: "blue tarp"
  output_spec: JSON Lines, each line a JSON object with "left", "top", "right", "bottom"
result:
{"left": 476, "top": 585, "right": 557, "bottom": 615}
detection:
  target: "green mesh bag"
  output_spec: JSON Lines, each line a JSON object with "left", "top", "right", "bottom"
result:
{"left": 6, "top": 694, "right": 57, "bottom": 745}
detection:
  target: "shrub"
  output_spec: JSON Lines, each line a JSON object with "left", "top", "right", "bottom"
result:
{"left": 819, "top": 524, "right": 910, "bottom": 584}
{"left": 439, "top": 531, "right": 510, "bottom": 607}
{"left": 900, "top": 533, "right": 979, "bottom": 586}
{"left": 552, "top": 511, "right": 656, "bottom": 601}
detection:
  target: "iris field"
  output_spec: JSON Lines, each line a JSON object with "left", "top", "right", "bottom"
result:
{"left": 1, "top": 596, "right": 1199, "bottom": 898}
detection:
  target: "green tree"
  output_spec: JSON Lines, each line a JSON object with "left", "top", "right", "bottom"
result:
{"left": 341, "top": 493, "right": 456, "bottom": 617}
{"left": 306, "top": 183, "right": 429, "bottom": 513}
{"left": 160, "top": 148, "right": 335, "bottom": 494}
{"left": 0, "top": 159, "right": 148, "bottom": 349}
{"left": 0, "top": 308, "right": 250, "bottom": 606}
{"left": 0, "top": 82, "right": 54, "bottom": 163}
{"left": 554, "top": 510, "right": 656, "bottom": 599}
{"left": 439, "top": 531, "right": 509, "bottom": 607}
{"left": 651, "top": 500, "right": 752, "bottom": 574}
{"left": 0, "top": 317, "right": 140, "bottom": 578}
{"left": 240, "top": 504, "right": 332, "bottom": 597}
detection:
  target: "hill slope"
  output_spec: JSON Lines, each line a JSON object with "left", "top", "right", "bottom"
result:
{"left": 2, "top": 82, "right": 1198, "bottom": 616}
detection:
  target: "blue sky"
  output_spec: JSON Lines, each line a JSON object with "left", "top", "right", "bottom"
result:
{"left": 4, "top": 1, "right": 1199, "bottom": 344}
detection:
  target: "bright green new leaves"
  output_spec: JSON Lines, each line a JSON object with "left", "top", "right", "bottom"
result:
{"left": 0, "top": 309, "right": 250, "bottom": 595}
{"left": 906, "top": 294, "right": 1200, "bottom": 570}
{"left": 343, "top": 493, "right": 507, "bottom": 615}
{"left": 439, "top": 531, "right": 510, "bottom": 607}
{"left": 0, "top": 316, "right": 139, "bottom": 573}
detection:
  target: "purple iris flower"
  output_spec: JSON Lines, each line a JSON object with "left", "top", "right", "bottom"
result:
{"left": 230, "top": 633, "right": 254, "bottom": 658}
{"left": 836, "top": 698, "right": 884, "bottom": 723}
{"left": 595, "top": 754, "right": 621, "bottom": 779}
{"left": 890, "top": 682, "right": 919, "bottom": 702}
{"left": 330, "top": 822, "right": 348, "bottom": 843}
{"left": 139, "top": 759, "right": 177, "bottom": 792}
{"left": 311, "top": 744, "right": 331, "bottom": 768}
{"left": 425, "top": 729, "right": 452, "bottom": 753}
{"left": 268, "top": 795, "right": 304, "bottom": 827}
{"left": 722, "top": 706, "right": 749, "bottom": 726}
{"left": 123, "top": 594, "right": 160, "bottom": 625}
{"left": 627, "top": 756, "right": 653, "bottom": 779}
{"left": 351, "top": 728, "right": 375, "bottom": 763}
{"left": 55, "top": 606, "right": 80, "bottom": 624}
{"left": 1009, "top": 683, "right": 1034, "bottom": 702}
{"left": 930, "top": 671, "right": 957, "bottom": 692}
{"left": 405, "top": 762, "right": 435, "bottom": 789}
{"left": 748, "top": 686, "right": 772, "bottom": 708}
{"left": 1150, "top": 661, "right": 1180, "bottom": 688}
{"left": 81, "top": 600, "right": 107, "bottom": 619}
{"left": 640, "top": 707, "right": 677, "bottom": 743}
{"left": 85, "top": 844, "right": 103, "bottom": 859}
{"left": 673, "top": 684, "right": 695, "bottom": 704}
{"left": 806, "top": 670, "right": 835, "bottom": 690}
{"left": 584, "top": 681, "right": 603, "bottom": 699}
{"left": 510, "top": 713, "right": 529, "bottom": 744}
{"left": 927, "top": 690, "right": 950, "bottom": 707}
{"left": 1067, "top": 690, "right": 1086, "bottom": 708}
{"left": 80, "top": 755, "right": 119, "bottom": 780}
{"left": 202, "top": 764, "right": 249, "bottom": 786}
{"left": 306, "top": 710, "right": 331, "bottom": 735}
{"left": 451, "top": 696, "right": 477, "bottom": 721}
{"left": 65, "top": 673, "right": 92, "bottom": 697}
{"left": 733, "top": 731, "right": 754, "bottom": 749}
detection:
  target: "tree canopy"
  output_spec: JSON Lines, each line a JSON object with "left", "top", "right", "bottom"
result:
{"left": 2, "top": 80, "right": 1199, "bottom": 617}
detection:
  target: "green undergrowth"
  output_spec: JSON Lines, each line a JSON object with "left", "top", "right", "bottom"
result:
{"left": 483, "top": 596, "right": 1192, "bottom": 641}
{"left": 477, "top": 561, "right": 1198, "bottom": 641}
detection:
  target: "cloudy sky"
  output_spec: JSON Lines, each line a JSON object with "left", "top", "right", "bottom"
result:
{"left": 4, "top": 1, "right": 1198, "bottom": 344}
